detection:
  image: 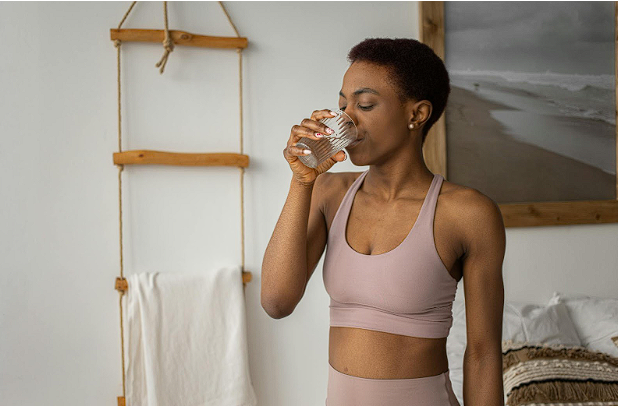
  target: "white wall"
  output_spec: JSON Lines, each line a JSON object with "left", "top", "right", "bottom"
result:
{"left": 1, "top": 2, "right": 616, "bottom": 405}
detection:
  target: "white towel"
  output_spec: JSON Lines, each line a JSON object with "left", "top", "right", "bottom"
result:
{"left": 123, "top": 265, "right": 258, "bottom": 406}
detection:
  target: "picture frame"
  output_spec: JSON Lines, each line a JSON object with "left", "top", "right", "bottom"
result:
{"left": 419, "top": 1, "right": 618, "bottom": 227}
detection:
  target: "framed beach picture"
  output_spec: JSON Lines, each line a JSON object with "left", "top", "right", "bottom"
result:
{"left": 420, "top": 1, "right": 618, "bottom": 227}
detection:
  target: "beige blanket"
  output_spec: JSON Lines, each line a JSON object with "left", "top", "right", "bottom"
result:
{"left": 502, "top": 340, "right": 618, "bottom": 406}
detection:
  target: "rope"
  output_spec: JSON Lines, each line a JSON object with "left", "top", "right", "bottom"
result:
{"left": 217, "top": 0, "right": 245, "bottom": 271}
{"left": 154, "top": 1, "right": 174, "bottom": 74}
{"left": 112, "top": 3, "right": 135, "bottom": 401}
{"left": 113, "top": 2, "right": 244, "bottom": 403}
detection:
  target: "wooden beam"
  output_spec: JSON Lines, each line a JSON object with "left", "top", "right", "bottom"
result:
{"left": 418, "top": 1, "right": 447, "bottom": 178}
{"left": 110, "top": 29, "right": 248, "bottom": 49}
{"left": 500, "top": 199, "right": 618, "bottom": 227}
{"left": 113, "top": 150, "right": 249, "bottom": 167}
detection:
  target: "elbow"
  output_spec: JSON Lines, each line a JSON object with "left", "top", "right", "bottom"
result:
{"left": 263, "top": 306, "right": 292, "bottom": 319}
{"left": 260, "top": 275, "right": 305, "bottom": 319}
{"left": 261, "top": 295, "right": 295, "bottom": 319}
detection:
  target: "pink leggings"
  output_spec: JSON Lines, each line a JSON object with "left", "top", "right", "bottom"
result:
{"left": 326, "top": 362, "right": 461, "bottom": 406}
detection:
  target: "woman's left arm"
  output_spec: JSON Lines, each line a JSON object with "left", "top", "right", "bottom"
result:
{"left": 457, "top": 189, "right": 507, "bottom": 406}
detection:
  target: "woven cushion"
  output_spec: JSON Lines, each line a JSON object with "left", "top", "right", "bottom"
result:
{"left": 502, "top": 340, "right": 618, "bottom": 406}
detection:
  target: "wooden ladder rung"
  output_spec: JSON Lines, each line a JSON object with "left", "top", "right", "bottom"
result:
{"left": 115, "top": 271, "right": 252, "bottom": 292}
{"left": 113, "top": 150, "right": 250, "bottom": 167}
{"left": 110, "top": 29, "right": 248, "bottom": 49}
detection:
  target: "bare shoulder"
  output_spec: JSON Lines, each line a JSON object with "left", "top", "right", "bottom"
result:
{"left": 441, "top": 178, "right": 506, "bottom": 255}
{"left": 440, "top": 177, "right": 498, "bottom": 211}
{"left": 317, "top": 171, "right": 364, "bottom": 228}
{"left": 316, "top": 170, "right": 363, "bottom": 197}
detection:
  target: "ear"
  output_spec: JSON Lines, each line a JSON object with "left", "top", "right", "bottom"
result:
{"left": 406, "top": 99, "right": 432, "bottom": 130}
{"left": 411, "top": 100, "right": 432, "bottom": 128}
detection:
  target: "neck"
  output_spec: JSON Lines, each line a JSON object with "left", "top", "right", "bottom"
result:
{"left": 360, "top": 131, "right": 435, "bottom": 201}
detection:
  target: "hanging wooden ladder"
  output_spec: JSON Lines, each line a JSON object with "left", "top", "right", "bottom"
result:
{"left": 110, "top": 3, "right": 251, "bottom": 405}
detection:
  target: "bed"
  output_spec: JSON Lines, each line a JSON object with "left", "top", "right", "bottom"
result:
{"left": 446, "top": 291, "right": 618, "bottom": 405}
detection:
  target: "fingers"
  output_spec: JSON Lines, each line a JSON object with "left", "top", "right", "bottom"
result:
{"left": 301, "top": 118, "right": 336, "bottom": 138}
{"left": 284, "top": 109, "right": 340, "bottom": 166}
{"left": 290, "top": 123, "right": 325, "bottom": 142}
{"left": 283, "top": 144, "right": 312, "bottom": 161}
{"left": 310, "top": 108, "right": 339, "bottom": 135}
{"left": 333, "top": 149, "right": 347, "bottom": 162}
{"left": 287, "top": 108, "right": 337, "bottom": 151}
{"left": 289, "top": 109, "right": 337, "bottom": 142}
{"left": 310, "top": 109, "right": 338, "bottom": 122}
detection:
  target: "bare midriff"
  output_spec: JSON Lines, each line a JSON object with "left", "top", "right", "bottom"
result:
{"left": 328, "top": 327, "right": 449, "bottom": 379}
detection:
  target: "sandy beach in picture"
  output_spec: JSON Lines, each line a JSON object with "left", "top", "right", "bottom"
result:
{"left": 444, "top": 75, "right": 616, "bottom": 204}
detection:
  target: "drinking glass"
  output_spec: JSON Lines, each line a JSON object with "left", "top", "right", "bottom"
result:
{"left": 296, "top": 108, "right": 358, "bottom": 168}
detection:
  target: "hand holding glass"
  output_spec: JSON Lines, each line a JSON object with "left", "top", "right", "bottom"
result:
{"left": 296, "top": 109, "right": 358, "bottom": 168}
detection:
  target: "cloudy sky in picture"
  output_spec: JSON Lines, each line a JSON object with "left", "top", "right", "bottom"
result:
{"left": 445, "top": 1, "right": 614, "bottom": 74}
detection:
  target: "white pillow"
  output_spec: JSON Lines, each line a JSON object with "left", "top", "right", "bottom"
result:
{"left": 447, "top": 298, "right": 581, "bottom": 358}
{"left": 511, "top": 300, "right": 581, "bottom": 346}
{"left": 548, "top": 291, "right": 618, "bottom": 357}
{"left": 446, "top": 299, "right": 466, "bottom": 406}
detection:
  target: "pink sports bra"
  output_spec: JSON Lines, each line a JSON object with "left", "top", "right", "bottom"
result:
{"left": 323, "top": 169, "right": 458, "bottom": 339}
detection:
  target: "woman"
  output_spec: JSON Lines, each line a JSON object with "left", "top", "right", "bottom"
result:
{"left": 262, "top": 38, "right": 506, "bottom": 406}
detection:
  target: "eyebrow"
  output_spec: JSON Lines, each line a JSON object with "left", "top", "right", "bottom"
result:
{"left": 339, "top": 87, "right": 380, "bottom": 98}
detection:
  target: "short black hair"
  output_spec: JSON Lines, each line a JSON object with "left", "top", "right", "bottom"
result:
{"left": 347, "top": 38, "right": 451, "bottom": 144}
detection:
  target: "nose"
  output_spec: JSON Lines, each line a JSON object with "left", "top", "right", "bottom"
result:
{"left": 339, "top": 107, "right": 358, "bottom": 127}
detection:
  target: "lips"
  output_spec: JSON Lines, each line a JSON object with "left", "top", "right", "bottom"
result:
{"left": 347, "top": 138, "right": 364, "bottom": 148}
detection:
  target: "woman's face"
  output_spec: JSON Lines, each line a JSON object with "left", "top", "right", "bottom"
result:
{"left": 338, "top": 61, "right": 417, "bottom": 162}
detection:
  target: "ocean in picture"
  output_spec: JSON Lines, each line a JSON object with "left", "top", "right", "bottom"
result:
{"left": 450, "top": 69, "right": 615, "bottom": 176}
{"left": 444, "top": 69, "right": 616, "bottom": 203}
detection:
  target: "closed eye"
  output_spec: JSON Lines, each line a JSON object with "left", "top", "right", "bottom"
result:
{"left": 340, "top": 105, "right": 373, "bottom": 111}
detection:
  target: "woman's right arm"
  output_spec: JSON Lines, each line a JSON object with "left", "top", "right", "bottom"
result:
{"left": 260, "top": 109, "right": 346, "bottom": 319}
{"left": 261, "top": 175, "right": 326, "bottom": 319}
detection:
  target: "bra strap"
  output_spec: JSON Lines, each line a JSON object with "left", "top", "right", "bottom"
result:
{"left": 419, "top": 174, "right": 443, "bottom": 228}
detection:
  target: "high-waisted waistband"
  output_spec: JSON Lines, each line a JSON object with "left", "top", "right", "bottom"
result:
{"left": 326, "top": 362, "right": 460, "bottom": 406}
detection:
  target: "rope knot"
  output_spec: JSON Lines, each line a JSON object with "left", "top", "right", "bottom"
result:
{"left": 113, "top": 39, "right": 121, "bottom": 48}
{"left": 155, "top": 32, "right": 174, "bottom": 74}
{"left": 163, "top": 36, "right": 175, "bottom": 52}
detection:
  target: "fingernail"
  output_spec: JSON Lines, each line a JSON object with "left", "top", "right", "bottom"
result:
{"left": 303, "top": 149, "right": 312, "bottom": 154}
{"left": 325, "top": 128, "right": 334, "bottom": 134}
{"left": 316, "top": 133, "right": 324, "bottom": 138}
{"left": 330, "top": 110, "right": 337, "bottom": 116}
